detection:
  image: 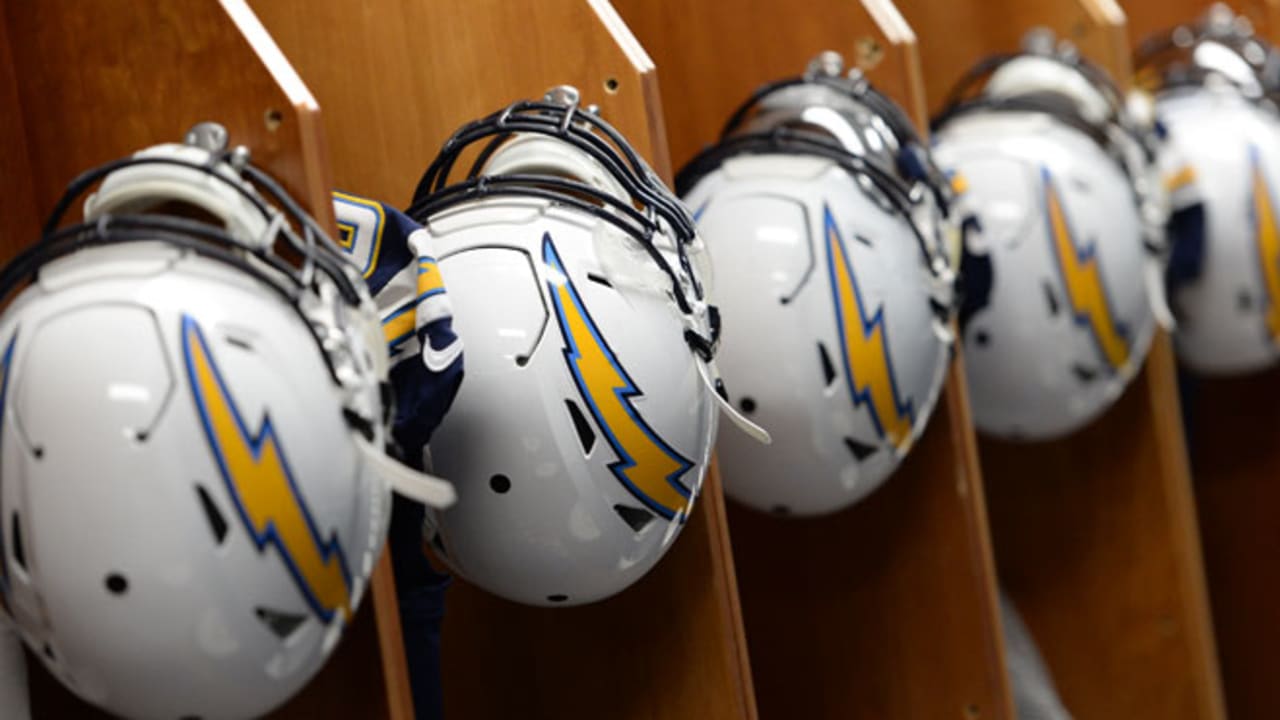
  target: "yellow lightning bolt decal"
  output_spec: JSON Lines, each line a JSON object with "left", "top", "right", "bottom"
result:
{"left": 1250, "top": 148, "right": 1280, "bottom": 343}
{"left": 1043, "top": 169, "right": 1130, "bottom": 371}
{"left": 542, "top": 235, "right": 695, "bottom": 521}
{"left": 824, "top": 207, "right": 914, "bottom": 450}
{"left": 182, "top": 316, "right": 352, "bottom": 623}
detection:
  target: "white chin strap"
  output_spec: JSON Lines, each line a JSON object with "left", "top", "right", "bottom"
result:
{"left": 690, "top": 335, "right": 773, "bottom": 445}
{"left": 354, "top": 435, "right": 457, "bottom": 508}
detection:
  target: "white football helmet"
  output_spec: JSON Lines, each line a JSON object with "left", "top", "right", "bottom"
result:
{"left": 673, "top": 52, "right": 958, "bottom": 516}
{"left": 932, "top": 34, "right": 1163, "bottom": 440}
{"left": 0, "top": 125, "right": 453, "bottom": 719}
{"left": 1137, "top": 5, "right": 1280, "bottom": 374}
{"left": 405, "top": 88, "right": 762, "bottom": 606}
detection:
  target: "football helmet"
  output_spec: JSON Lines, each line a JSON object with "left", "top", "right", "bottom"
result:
{"left": 932, "top": 32, "right": 1163, "bottom": 440}
{"left": 673, "top": 52, "right": 957, "bottom": 516}
{"left": 0, "top": 125, "right": 452, "bottom": 719}
{"left": 1137, "top": 5, "right": 1280, "bottom": 374}
{"left": 405, "top": 87, "right": 762, "bottom": 606}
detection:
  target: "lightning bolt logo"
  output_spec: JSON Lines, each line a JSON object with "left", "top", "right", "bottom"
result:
{"left": 1249, "top": 146, "right": 1280, "bottom": 343}
{"left": 1043, "top": 168, "right": 1130, "bottom": 371}
{"left": 0, "top": 334, "right": 14, "bottom": 613}
{"left": 182, "top": 315, "right": 352, "bottom": 623}
{"left": 824, "top": 206, "right": 915, "bottom": 450}
{"left": 542, "top": 234, "right": 695, "bottom": 521}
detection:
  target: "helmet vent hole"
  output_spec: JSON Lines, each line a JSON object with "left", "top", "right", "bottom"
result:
{"left": 1238, "top": 289, "right": 1254, "bottom": 311}
{"left": 604, "top": 77, "right": 620, "bottom": 94}
{"left": 853, "top": 232, "right": 874, "bottom": 247}
{"left": 104, "top": 573, "right": 128, "bottom": 595}
{"left": 587, "top": 273, "right": 614, "bottom": 289}
{"left": 547, "top": 594, "right": 569, "bottom": 603}
{"left": 1041, "top": 280, "right": 1061, "bottom": 317}
{"left": 31, "top": 446, "right": 43, "bottom": 460}
{"left": 490, "top": 474, "right": 512, "bottom": 494}
{"left": 565, "top": 400, "right": 597, "bottom": 454}
{"left": 844, "top": 436, "right": 879, "bottom": 461}
{"left": 771, "top": 505, "right": 791, "bottom": 516}
{"left": 224, "top": 334, "right": 254, "bottom": 352}
{"left": 739, "top": 397, "right": 757, "bottom": 414}
{"left": 818, "top": 342, "right": 837, "bottom": 387}
{"left": 255, "top": 606, "right": 307, "bottom": 640}
{"left": 613, "top": 504, "right": 656, "bottom": 533}
{"left": 195, "top": 484, "right": 229, "bottom": 545}
{"left": 1071, "top": 364, "right": 1099, "bottom": 383}
{"left": 10, "top": 512, "right": 25, "bottom": 571}
{"left": 974, "top": 330, "right": 990, "bottom": 347}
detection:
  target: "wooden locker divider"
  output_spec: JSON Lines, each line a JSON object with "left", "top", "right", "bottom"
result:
{"left": 1123, "top": 1, "right": 1280, "bottom": 716}
{"left": 250, "top": 2, "right": 758, "bottom": 718}
{"left": 895, "top": 0, "right": 1227, "bottom": 717}
{"left": 612, "top": 2, "right": 1015, "bottom": 718}
{"left": 0, "top": 1, "right": 411, "bottom": 718}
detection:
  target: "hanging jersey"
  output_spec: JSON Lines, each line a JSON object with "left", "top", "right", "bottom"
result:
{"left": 333, "top": 191, "right": 464, "bottom": 468}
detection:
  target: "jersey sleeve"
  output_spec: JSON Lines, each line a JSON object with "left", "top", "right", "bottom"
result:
{"left": 332, "top": 191, "right": 464, "bottom": 470}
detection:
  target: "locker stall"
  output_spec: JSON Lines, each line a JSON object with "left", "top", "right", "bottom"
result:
{"left": 0, "top": 0, "right": 413, "bottom": 717}
{"left": 612, "top": 1, "right": 1015, "bottom": 718}
{"left": 251, "top": 1, "right": 759, "bottom": 718}
{"left": 895, "top": 0, "right": 1228, "bottom": 717}
{"left": 1124, "top": 0, "right": 1280, "bottom": 717}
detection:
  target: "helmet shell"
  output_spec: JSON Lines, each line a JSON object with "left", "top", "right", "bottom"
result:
{"left": 0, "top": 244, "right": 388, "bottom": 719}
{"left": 683, "top": 153, "right": 949, "bottom": 515}
{"left": 934, "top": 112, "right": 1156, "bottom": 439}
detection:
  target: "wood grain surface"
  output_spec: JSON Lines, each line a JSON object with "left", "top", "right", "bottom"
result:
{"left": 613, "top": 1, "right": 1014, "bottom": 718}
{"left": 0, "top": 1, "right": 409, "bottom": 718}
{"left": 253, "top": 1, "right": 759, "bottom": 718}
{"left": 1123, "top": 2, "right": 1280, "bottom": 717}
{"left": 899, "top": 0, "right": 1227, "bottom": 716}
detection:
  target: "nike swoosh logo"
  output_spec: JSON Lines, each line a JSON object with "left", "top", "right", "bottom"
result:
{"left": 422, "top": 339, "right": 463, "bottom": 372}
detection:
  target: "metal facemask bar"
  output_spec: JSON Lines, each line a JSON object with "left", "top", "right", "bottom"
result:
{"left": 24, "top": 126, "right": 364, "bottom": 381}
{"left": 935, "top": 31, "right": 1168, "bottom": 238}
{"left": 406, "top": 87, "right": 704, "bottom": 315}
{"left": 407, "top": 88, "right": 771, "bottom": 446}
{"left": 935, "top": 32, "right": 1178, "bottom": 329}
{"left": 1134, "top": 3, "right": 1280, "bottom": 108}
{"left": 675, "top": 51, "right": 958, "bottom": 322}
{"left": 17, "top": 124, "right": 456, "bottom": 508}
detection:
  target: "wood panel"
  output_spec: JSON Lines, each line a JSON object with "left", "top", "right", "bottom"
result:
{"left": 1124, "top": 2, "right": 1280, "bottom": 718}
{"left": 900, "top": 0, "right": 1226, "bottom": 717}
{"left": 252, "top": 2, "right": 757, "bottom": 718}
{"left": 613, "top": 1, "right": 1013, "bottom": 718}
{"left": 0, "top": 1, "right": 410, "bottom": 718}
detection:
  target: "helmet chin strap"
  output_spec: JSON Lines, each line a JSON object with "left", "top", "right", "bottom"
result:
{"left": 353, "top": 435, "right": 457, "bottom": 508}
{"left": 692, "top": 351, "right": 772, "bottom": 446}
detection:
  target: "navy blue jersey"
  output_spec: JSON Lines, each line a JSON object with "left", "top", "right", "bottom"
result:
{"left": 333, "top": 191, "right": 463, "bottom": 468}
{"left": 333, "top": 191, "right": 459, "bottom": 720}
